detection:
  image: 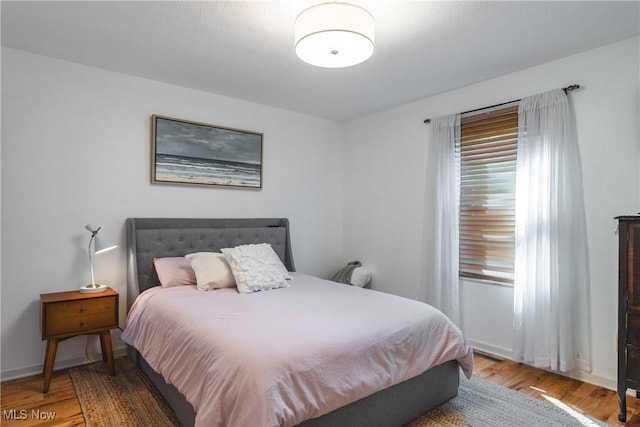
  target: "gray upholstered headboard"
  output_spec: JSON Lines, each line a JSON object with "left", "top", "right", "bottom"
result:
{"left": 126, "top": 218, "right": 295, "bottom": 309}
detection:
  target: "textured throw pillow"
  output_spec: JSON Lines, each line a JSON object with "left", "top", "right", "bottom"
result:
{"left": 185, "top": 252, "right": 236, "bottom": 291}
{"left": 153, "top": 257, "right": 197, "bottom": 288}
{"left": 221, "top": 243, "right": 290, "bottom": 294}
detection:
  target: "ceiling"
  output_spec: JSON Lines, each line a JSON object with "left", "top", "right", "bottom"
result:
{"left": 2, "top": 1, "right": 638, "bottom": 121}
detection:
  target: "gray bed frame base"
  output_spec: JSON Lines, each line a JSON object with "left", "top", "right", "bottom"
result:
{"left": 126, "top": 217, "right": 459, "bottom": 427}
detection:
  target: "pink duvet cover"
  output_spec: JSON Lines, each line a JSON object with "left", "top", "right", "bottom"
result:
{"left": 122, "top": 273, "right": 473, "bottom": 427}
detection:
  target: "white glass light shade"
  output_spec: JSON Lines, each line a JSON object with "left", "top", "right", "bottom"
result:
{"left": 295, "top": 3, "right": 375, "bottom": 68}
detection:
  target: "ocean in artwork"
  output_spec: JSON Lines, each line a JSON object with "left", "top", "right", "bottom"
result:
{"left": 155, "top": 154, "right": 261, "bottom": 187}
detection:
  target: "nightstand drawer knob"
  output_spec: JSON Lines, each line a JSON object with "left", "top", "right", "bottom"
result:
{"left": 79, "top": 322, "right": 86, "bottom": 327}
{"left": 80, "top": 307, "right": 85, "bottom": 312}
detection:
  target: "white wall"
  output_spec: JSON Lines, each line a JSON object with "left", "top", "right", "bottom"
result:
{"left": 0, "top": 48, "right": 345, "bottom": 379}
{"left": 3, "top": 37, "right": 639, "bottom": 388}
{"left": 344, "top": 37, "right": 640, "bottom": 389}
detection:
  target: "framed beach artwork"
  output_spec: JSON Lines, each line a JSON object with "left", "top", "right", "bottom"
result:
{"left": 151, "top": 115, "right": 263, "bottom": 189}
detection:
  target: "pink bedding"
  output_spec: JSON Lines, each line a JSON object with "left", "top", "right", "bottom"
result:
{"left": 122, "top": 273, "right": 473, "bottom": 427}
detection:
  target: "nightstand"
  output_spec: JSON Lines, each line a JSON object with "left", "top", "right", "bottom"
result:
{"left": 40, "top": 287, "right": 119, "bottom": 393}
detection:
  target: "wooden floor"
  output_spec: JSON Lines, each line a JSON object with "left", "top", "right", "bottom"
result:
{"left": 472, "top": 352, "right": 640, "bottom": 426}
{"left": 1, "top": 354, "right": 639, "bottom": 426}
{"left": 1, "top": 370, "right": 84, "bottom": 426}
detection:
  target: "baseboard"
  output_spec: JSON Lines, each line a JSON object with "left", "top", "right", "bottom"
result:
{"left": 563, "top": 368, "right": 617, "bottom": 393}
{"left": 469, "top": 339, "right": 618, "bottom": 393}
{"left": 473, "top": 349, "right": 507, "bottom": 363}
{"left": 467, "top": 338, "right": 513, "bottom": 361}
{"left": 1, "top": 347, "right": 128, "bottom": 382}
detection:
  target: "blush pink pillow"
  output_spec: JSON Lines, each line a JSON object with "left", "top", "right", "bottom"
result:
{"left": 153, "top": 257, "right": 197, "bottom": 287}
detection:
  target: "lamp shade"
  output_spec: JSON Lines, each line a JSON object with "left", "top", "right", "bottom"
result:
{"left": 94, "top": 234, "right": 117, "bottom": 254}
{"left": 295, "top": 3, "right": 375, "bottom": 68}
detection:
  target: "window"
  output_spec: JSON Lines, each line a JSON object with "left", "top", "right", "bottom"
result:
{"left": 458, "top": 104, "right": 518, "bottom": 285}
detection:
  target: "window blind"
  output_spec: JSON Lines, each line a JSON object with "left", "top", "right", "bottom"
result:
{"left": 459, "top": 104, "right": 518, "bottom": 285}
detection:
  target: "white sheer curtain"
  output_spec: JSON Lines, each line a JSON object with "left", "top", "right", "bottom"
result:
{"left": 422, "top": 114, "right": 461, "bottom": 325}
{"left": 513, "top": 89, "right": 591, "bottom": 372}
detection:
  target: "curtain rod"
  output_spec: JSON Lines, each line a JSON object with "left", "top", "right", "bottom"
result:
{"left": 423, "top": 84, "right": 580, "bottom": 124}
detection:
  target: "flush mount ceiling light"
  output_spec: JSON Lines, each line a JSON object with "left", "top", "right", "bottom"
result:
{"left": 295, "top": 3, "right": 375, "bottom": 68}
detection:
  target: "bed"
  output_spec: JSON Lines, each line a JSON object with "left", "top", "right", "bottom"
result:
{"left": 123, "top": 217, "right": 472, "bottom": 427}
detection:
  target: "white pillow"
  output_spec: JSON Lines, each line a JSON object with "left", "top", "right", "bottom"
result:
{"left": 184, "top": 252, "right": 236, "bottom": 291}
{"left": 221, "top": 243, "right": 290, "bottom": 294}
{"left": 349, "top": 266, "right": 371, "bottom": 288}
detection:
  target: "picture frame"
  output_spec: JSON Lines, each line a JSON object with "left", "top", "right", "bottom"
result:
{"left": 151, "top": 115, "right": 263, "bottom": 189}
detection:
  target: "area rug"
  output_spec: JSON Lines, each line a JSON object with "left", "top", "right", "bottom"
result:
{"left": 69, "top": 358, "right": 180, "bottom": 427}
{"left": 70, "top": 358, "right": 608, "bottom": 427}
{"left": 407, "top": 375, "right": 609, "bottom": 427}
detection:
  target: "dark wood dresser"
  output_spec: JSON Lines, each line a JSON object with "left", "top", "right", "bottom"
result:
{"left": 617, "top": 216, "right": 640, "bottom": 422}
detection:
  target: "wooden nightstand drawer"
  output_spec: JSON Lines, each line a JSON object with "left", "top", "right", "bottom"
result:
{"left": 47, "top": 297, "right": 114, "bottom": 318}
{"left": 44, "top": 299, "right": 116, "bottom": 337}
{"left": 41, "top": 288, "right": 119, "bottom": 339}
{"left": 629, "top": 313, "right": 640, "bottom": 347}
